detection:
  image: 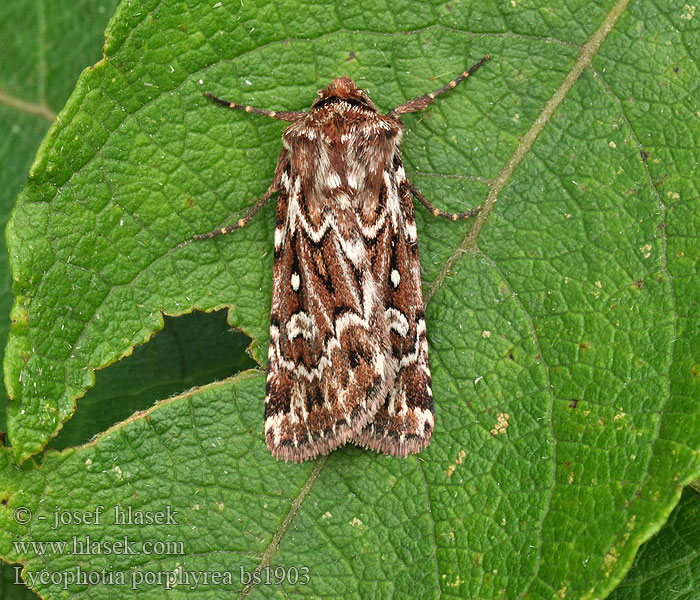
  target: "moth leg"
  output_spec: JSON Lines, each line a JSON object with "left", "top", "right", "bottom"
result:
{"left": 388, "top": 54, "right": 490, "bottom": 117}
{"left": 183, "top": 183, "right": 278, "bottom": 245}
{"left": 205, "top": 91, "right": 305, "bottom": 122}
{"left": 409, "top": 183, "right": 481, "bottom": 221}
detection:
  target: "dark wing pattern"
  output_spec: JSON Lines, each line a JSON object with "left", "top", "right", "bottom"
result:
{"left": 264, "top": 147, "right": 394, "bottom": 462}
{"left": 351, "top": 153, "right": 434, "bottom": 457}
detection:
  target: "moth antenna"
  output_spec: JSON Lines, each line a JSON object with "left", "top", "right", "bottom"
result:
{"left": 388, "top": 54, "right": 490, "bottom": 117}
{"left": 205, "top": 91, "right": 305, "bottom": 122}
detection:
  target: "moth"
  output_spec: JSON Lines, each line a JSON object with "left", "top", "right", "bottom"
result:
{"left": 193, "top": 55, "right": 490, "bottom": 462}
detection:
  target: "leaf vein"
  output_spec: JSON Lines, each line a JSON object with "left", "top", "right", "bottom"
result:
{"left": 425, "top": 0, "right": 633, "bottom": 307}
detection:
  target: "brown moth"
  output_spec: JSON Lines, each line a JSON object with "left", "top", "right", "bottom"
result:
{"left": 193, "top": 55, "right": 489, "bottom": 462}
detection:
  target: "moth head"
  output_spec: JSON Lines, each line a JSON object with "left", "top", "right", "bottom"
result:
{"left": 312, "top": 77, "right": 377, "bottom": 110}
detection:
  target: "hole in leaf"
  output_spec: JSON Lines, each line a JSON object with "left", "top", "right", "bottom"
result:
{"left": 49, "top": 310, "right": 256, "bottom": 451}
{"left": 0, "top": 561, "right": 38, "bottom": 598}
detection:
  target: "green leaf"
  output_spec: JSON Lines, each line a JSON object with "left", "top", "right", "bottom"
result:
{"left": 3, "top": 0, "right": 700, "bottom": 598}
{"left": 0, "top": 2, "right": 124, "bottom": 596}
{"left": 49, "top": 311, "right": 255, "bottom": 451}
{"left": 609, "top": 488, "right": 700, "bottom": 600}
{"left": 0, "top": 0, "right": 121, "bottom": 425}
{"left": 0, "top": 2, "right": 121, "bottom": 597}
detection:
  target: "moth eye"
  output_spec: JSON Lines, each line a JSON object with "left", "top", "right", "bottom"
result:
{"left": 390, "top": 269, "right": 401, "bottom": 288}
{"left": 291, "top": 272, "right": 301, "bottom": 291}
